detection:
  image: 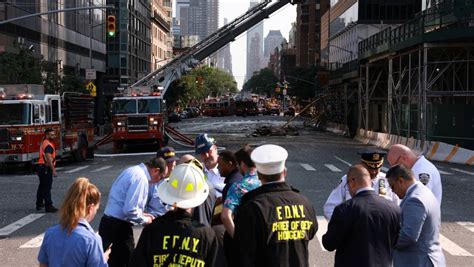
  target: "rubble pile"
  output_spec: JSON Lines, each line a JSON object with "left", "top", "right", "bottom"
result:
{"left": 250, "top": 125, "right": 299, "bottom": 137}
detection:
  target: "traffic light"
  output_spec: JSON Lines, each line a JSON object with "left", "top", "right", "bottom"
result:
{"left": 107, "top": 15, "right": 116, "bottom": 37}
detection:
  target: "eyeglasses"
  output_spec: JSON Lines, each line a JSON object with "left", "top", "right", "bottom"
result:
{"left": 344, "top": 177, "right": 354, "bottom": 191}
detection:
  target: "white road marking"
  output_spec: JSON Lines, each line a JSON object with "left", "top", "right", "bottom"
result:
{"left": 20, "top": 233, "right": 44, "bottom": 248}
{"left": 324, "top": 164, "right": 342, "bottom": 172}
{"left": 91, "top": 165, "right": 113, "bottom": 173}
{"left": 439, "top": 234, "right": 473, "bottom": 256}
{"left": 94, "top": 147, "right": 226, "bottom": 158}
{"left": 0, "top": 214, "right": 45, "bottom": 237}
{"left": 334, "top": 156, "right": 351, "bottom": 167}
{"left": 457, "top": 221, "right": 474, "bottom": 233}
{"left": 300, "top": 164, "right": 316, "bottom": 171}
{"left": 55, "top": 167, "right": 64, "bottom": 171}
{"left": 450, "top": 168, "right": 474, "bottom": 176}
{"left": 316, "top": 216, "right": 328, "bottom": 251}
{"left": 438, "top": 170, "right": 453, "bottom": 175}
{"left": 64, "top": 165, "right": 90, "bottom": 173}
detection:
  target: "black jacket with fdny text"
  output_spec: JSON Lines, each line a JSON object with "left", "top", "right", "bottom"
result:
{"left": 232, "top": 182, "right": 318, "bottom": 267}
{"left": 132, "top": 209, "right": 218, "bottom": 267}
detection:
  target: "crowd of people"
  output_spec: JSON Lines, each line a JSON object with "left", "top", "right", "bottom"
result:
{"left": 36, "top": 130, "right": 445, "bottom": 267}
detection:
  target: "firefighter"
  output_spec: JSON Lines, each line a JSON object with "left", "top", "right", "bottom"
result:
{"left": 36, "top": 128, "right": 58, "bottom": 213}
{"left": 232, "top": 144, "right": 318, "bottom": 267}
{"left": 323, "top": 148, "right": 399, "bottom": 221}
{"left": 132, "top": 161, "right": 219, "bottom": 266}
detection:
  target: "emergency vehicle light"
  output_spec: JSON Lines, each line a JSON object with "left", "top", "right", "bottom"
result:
{"left": 150, "top": 92, "right": 161, "bottom": 96}
{"left": 131, "top": 92, "right": 144, "bottom": 97}
{"left": 17, "top": 93, "right": 34, "bottom": 99}
{"left": 0, "top": 93, "right": 6, "bottom": 100}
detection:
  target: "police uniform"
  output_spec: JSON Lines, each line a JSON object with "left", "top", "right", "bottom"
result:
{"left": 132, "top": 210, "right": 218, "bottom": 267}
{"left": 323, "top": 149, "right": 399, "bottom": 220}
{"left": 36, "top": 137, "right": 57, "bottom": 211}
{"left": 412, "top": 155, "right": 442, "bottom": 204}
{"left": 232, "top": 145, "right": 318, "bottom": 267}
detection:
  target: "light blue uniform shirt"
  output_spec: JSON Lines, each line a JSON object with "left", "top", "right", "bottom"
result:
{"left": 38, "top": 218, "right": 107, "bottom": 267}
{"left": 104, "top": 163, "right": 151, "bottom": 225}
{"left": 145, "top": 180, "right": 171, "bottom": 217}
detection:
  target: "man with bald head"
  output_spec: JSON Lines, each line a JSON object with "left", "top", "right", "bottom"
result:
{"left": 387, "top": 144, "right": 442, "bottom": 204}
{"left": 323, "top": 164, "right": 401, "bottom": 267}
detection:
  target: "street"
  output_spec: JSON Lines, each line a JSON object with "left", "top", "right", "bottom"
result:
{"left": 0, "top": 115, "right": 473, "bottom": 266}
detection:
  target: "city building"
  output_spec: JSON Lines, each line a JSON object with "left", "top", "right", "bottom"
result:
{"left": 188, "top": 0, "right": 219, "bottom": 41}
{"left": 245, "top": 1, "right": 264, "bottom": 81}
{"left": 104, "top": 0, "right": 152, "bottom": 93}
{"left": 151, "top": 0, "right": 173, "bottom": 71}
{"left": 263, "top": 30, "right": 284, "bottom": 66}
{"left": 216, "top": 18, "right": 233, "bottom": 74}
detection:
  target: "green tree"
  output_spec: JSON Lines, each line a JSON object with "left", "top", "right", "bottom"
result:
{"left": 285, "top": 66, "right": 317, "bottom": 100}
{"left": 0, "top": 46, "right": 43, "bottom": 84}
{"left": 242, "top": 68, "right": 279, "bottom": 96}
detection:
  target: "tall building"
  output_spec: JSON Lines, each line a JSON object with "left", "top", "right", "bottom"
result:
{"left": 104, "top": 0, "right": 151, "bottom": 93}
{"left": 151, "top": 0, "right": 173, "bottom": 71}
{"left": 217, "top": 18, "right": 233, "bottom": 74}
{"left": 173, "top": 0, "right": 190, "bottom": 46}
{"left": 263, "top": 30, "right": 284, "bottom": 66}
{"left": 245, "top": 1, "right": 264, "bottom": 81}
{"left": 188, "top": 0, "right": 219, "bottom": 41}
{"left": 0, "top": 0, "right": 106, "bottom": 82}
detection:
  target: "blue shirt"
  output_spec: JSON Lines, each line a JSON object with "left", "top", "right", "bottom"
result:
{"left": 38, "top": 219, "right": 107, "bottom": 267}
{"left": 104, "top": 163, "right": 151, "bottom": 224}
{"left": 145, "top": 180, "right": 171, "bottom": 217}
{"left": 224, "top": 171, "right": 261, "bottom": 212}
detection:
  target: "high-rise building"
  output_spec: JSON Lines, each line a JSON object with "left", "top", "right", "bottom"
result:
{"left": 245, "top": 1, "right": 264, "bottom": 81}
{"left": 151, "top": 0, "right": 173, "bottom": 71}
{"left": 0, "top": 0, "right": 107, "bottom": 83}
{"left": 104, "top": 0, "right": 151, "bottom": 93}
{"left": 263, "top": 30, "right": 284, "bottom": 66}
{"left": 188, "top": 0, "right": 219, "bottom": 41}
{"left": 217, "top": 18, "right": 233, "bottom": 74}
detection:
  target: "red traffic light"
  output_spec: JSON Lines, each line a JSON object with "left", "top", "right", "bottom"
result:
{"left": 107, "top": 15, "right": 116, "bottom": 37}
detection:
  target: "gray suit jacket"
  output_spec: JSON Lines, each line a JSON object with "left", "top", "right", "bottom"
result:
{"left": 394, "top": 182, "right": 446, "bottom": 267}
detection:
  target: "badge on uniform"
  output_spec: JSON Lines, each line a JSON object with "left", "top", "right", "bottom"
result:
{"left": 419, "top": 173, "right": 430, "bottom": 185}
{"left": 378, "top": 179, "right": 387, "bottom": 196}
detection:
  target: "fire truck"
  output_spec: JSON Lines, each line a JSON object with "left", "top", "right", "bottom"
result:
{"left": 0, "top": 84, "right": 95, "bottom": 165}
{"left": 111, "top": 87, "right": 167, "bottom": 152}
{"left": 202, "top": 97, "right": 234, "bottom": 117}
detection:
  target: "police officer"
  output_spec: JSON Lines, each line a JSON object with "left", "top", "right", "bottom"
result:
{"left": 232, "top": 144, "right": 318, "bottom": 267}
{"left": 323, "top": 148, "right": 399, "bottom": 220}
{"left": 132, "top": 161, "right": 219, "bottom": 266}
{"left": 387, "top": 144, "right": 442, "bottom": 205}
{"left": 36, "top": 128, "right": 58, "bottom": 212}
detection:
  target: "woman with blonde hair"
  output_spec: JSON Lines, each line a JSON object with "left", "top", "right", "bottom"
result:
{"left": 38, "top": 177, "right": 109, "bottom": 267}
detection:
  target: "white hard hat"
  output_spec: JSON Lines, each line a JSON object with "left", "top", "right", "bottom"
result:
{"left": 157, "top": 162, "right": 209, "bottom": 209}
{"left": 251, "top": 144, "right": 288, "bottom": 175}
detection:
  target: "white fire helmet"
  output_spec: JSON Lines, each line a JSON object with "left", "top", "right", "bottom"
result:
{"left": 157, "top": 161, "right": 209, "bottom": 209}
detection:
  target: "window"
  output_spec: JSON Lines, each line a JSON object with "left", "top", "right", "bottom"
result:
{"left": 51, "top": 100, "right": 60, "bottom": 122}
{"left": 33, "top": 104, "right": 40, "bottom": 124}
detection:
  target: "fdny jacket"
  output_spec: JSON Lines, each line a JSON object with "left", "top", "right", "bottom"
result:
{"left": 132, "top": 210, "right": 218, "bottom": 267}
{"left": 233, "top": 182, "right": 317, "bottom": 267}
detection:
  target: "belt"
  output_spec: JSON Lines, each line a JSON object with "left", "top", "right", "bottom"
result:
{"left": 103, "top": 214, "right": 133, "bottom": 226}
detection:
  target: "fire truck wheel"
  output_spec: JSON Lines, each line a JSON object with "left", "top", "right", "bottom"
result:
{"left": 74, "top": 137, "right": 88, "bottom": 162}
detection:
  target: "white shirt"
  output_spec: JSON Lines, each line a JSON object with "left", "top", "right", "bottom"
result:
{"left": 323, "top": 172, "right": 399, "bottom": 220}
{"left": 411, "top": 155, "right": 442, "bottom": 205}
{"left": 205, "top": 164, "right": 225, "bottom": 198}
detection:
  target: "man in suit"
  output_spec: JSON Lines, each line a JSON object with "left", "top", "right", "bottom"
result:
{"left": 386, "top": 165, "right": 446, "bottom": 267}
{"left": 322, "top": 164, "right": 401, "bottom": 267}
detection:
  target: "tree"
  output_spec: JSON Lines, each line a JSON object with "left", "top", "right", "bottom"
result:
{"left": 0, "top": 45, "right": 43, "bottom": 84}
{"left": 285, "top": 65, "right": 317, "bottom": 100}
{"left": 242, "top": 68, "right": 279, "bottom": 96}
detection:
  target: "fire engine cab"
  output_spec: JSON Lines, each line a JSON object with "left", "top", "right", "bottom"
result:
{"left": 0, "top": 84, "right": 95, "bottom": 165}
{"left": 111, "top": 87, "right": 167, "bottom": 152}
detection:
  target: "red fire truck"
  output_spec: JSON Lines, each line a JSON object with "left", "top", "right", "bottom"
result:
{"left": 0, "top": 84, "right": 95, "bottom": 165}
{"left": 202, "top": 97, "right": 234, "bottom": 117}
{"left": 111, "top": 87, "right": 167, "bottom": 152}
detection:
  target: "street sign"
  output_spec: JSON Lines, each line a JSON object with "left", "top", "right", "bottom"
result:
{"left": 86, "top": 81, "right": 97, "bottom": 97}
{"left": 86, "top": 69, "right": 96, "bottom": 80}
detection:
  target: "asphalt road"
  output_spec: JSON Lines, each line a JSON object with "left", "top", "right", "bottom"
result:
{"left": 0, "top": 115, "right": 473, "bottom": 266}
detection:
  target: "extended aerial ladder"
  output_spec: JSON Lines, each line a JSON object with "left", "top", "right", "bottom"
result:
{"left": 130, "top": 0, "right": 300, "bottom": 96}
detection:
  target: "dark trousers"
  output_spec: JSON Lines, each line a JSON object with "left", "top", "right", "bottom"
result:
{"left": 36, "top": 165, "right": 53, "bottom": 207}
{"left": 99, "top": 215, "right": 135, "bottom": 267}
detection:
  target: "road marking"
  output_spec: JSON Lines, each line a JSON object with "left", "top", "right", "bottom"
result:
{"left": 324, "top": 164, "right": 342, "bottom": 172}
{"left": 300, "top": 164, "right": 316, "bottom": 171}
{"left": 20, "top": 233, "right": 44, "bottom": 248}
{"left": 55, "top": 167, "right": 64, "bottom": 171}
{"left": 450, "top": 168, "right": 474, "bottom": 176}
{"left": 439, "top": 234, "right": 473, "bottom": 256}
{"left": 0, "top": 214, "right": 45, "bottom": 238}
{"left": 91, "top": 165, "right": 113, "bottom": 172}
{"left": 438, "top": 170, "right": 453, "bottom": 175}
{"left": 316, "top": 216, "right": 328, "bottom": 251}
{"left": 94, "top": 147, "right": 226, "bottom": 158}
{"left": 64, "top": 165, "right": 90, "bottom": 173}
{"left": 457, "top": 222, "right": 474, "bottom": 233}
{"left": 334, "top": 156, "right": 351, "bottom": 167}
{"left": 381, "top": 166, "right": 389, "bottom": 172}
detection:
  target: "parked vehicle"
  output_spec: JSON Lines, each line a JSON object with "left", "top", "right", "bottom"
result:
{"left": 168, "top": 112, "right": 181, "bottom": 122}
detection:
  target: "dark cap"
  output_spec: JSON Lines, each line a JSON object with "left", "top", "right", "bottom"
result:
{"left": 195, "top": 133, "right": 216, "bottom": 154}
{"left": 157, "top": 146, "right": 179, "bottom": 162}
{"left": 358, "top": 148, "right": 386, "bottom": 169}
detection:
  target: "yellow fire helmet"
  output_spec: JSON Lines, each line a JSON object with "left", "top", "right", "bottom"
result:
{"left": 157, "top": 161, "right": 209, "bottom": 209}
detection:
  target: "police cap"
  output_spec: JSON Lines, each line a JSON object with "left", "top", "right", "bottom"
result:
{"left": 358, "top": 148, "right": 386, "bottom": 169}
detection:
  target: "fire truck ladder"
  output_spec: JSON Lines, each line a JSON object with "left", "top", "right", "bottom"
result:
{"left": 130, "top": 0, "right": 299, "bottom": 96}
